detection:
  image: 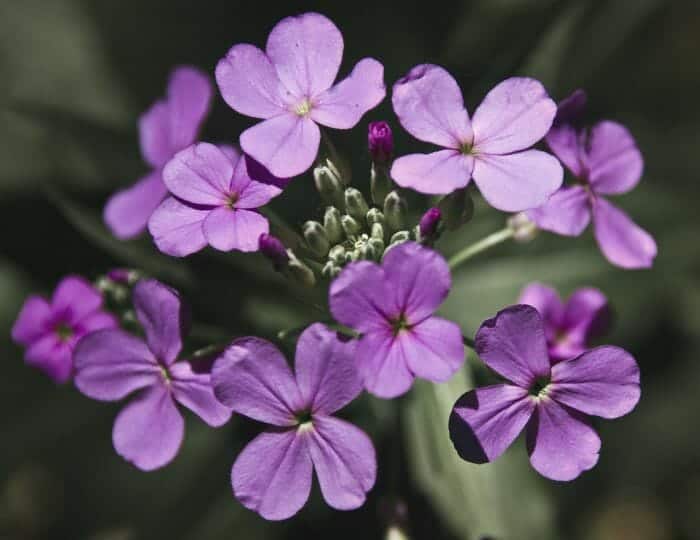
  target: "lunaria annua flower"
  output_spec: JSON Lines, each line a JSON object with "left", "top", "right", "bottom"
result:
{"left": 390, "top": 64, "right": 563, "bottom": 211}
{"left": 74, "top": 279, "right": 231, "bottom": 471}
{"left": 449, "top": 305, "right": 640, "bottom": 481}
{"left": 104, "top": 66, "right": 212, "bottom": 239}
{"left": 528, "top": 89, "right": 657, "bottom": 269}
{"left": 148, "top": 143, "right": 281, "bottom": 256}
{"left": 12, "top": 276, "right": 117, "bottom": 383}
{"left": 215, "top": 12, "right": 386, "bottom": 178}
{"left": 329, "top": 241, "right": 464, "bottom": 398}
{"left": 519, "top": 282, "right": 610, "bottom": 362}
{"left": 212, "top": 323, "right": 376, "bottom": 520}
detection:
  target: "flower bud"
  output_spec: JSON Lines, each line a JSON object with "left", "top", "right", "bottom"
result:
{"left": 302, "top": 221, "right": 330, "bottom": 258}
{"left": 259, "top": 233, "right": 289, "bottom": 270}
{"left": 366, "top": 208, "right": 385, "bottom": 226}
{"left": 368, "top": 237, "right": 385, "bottom": 256}
{"left": 358, "top": 242, "right": 377, "bottom": 260}
{"left": 507, "top": 212, "right": 538, "bottom": 243}
{"left": 106, "top": 268, "right": 132, "bottom": 284}
{"left": 344, "top": 188, "right": 369, "bottom": 222}
{"left": 321, "top": 261, "right": 341, "bottom": 279}
{"left": 340, "top": 215, "right": 362, "bottom": 237}
{"left": 286, "top": 251, "right": 316, "bottom": 287}
{"left": 370, "top": 222, "right": 385, "bottom": 241}
{"left": 383, "top": 191, "right": 407, "bottom": 232}
{"left": 389, "top": 230, "right": 410, "bottom": 245}
{"left": 328, "top": 245, "right": 347, "bottom": 265}
{"left": 323, "top": 206, "right": 344, "bottom": 244}
{"left": 418, "top": 207, "right": 442, "bottom": 243}
{"left": 368, "top": 121, "right": 393, "bottom": 164}
{"left": 438, "top": 188, "right": 474, "bottom": 231}
{"left": 371, "top": 164, "right": 393, "bottom": 206}
{"left": 313, "top": 160, "right": 345, "bottom": 209}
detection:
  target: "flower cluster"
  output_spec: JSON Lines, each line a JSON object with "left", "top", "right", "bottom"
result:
{"left": 12, "top": 10, "right": 652, "bottom": 529}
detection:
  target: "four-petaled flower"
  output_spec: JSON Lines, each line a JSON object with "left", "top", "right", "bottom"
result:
{"left": 519, "top": 282, "right": 610, "bottom": 362}
{"left": 215, "top": 12, "right": 386, "bottom": 178}
{"left": 528, "top": 89, "right": 657, "bottom": 269}
{"left": 390, "top": 64, "right": 563, "bottom": 212}
{"left": 148, "top": 142, "right": 282, "bottom": 256}
{"left": 449, "top": 305, "right": 640, "bottom": 481}
{"left": 329, "top": 241, "right": 464, "bottom": 398}
{"left": 212, "top": 323, "right": 376, "bottom": 520}
{"left": 104, "top": 66, "right": 212, "bottom": 239}
{"left": 74, "top": 279, "right": 231, "bottom": 471}
{"left": 12, "top": 276, "right": 117, "bottom": 383}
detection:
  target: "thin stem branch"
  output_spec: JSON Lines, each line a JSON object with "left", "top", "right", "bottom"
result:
{"left": 447, "top": 227, "right": 514, "bottom": 270}
{"left": 462, "top": 334, "right": 476, "bottom": 349}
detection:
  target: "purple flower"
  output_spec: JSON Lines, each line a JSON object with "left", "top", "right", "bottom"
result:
{"left": 104, "top": 66, "right": 212, "bottom": 239}
{"left": 519, "top": 282, "right": 610, "bottom": 362}
{"left": 528, "top": 89, "right": 657, "bottom": 269}
{"left": 215, "top": 12, "right": 386, "bottom": 178}
{"left": 11, "top": 276, "right": 117, "bottom": 383}
{"left": 148, "top": 143, "right": 281, "bottom": 257}
{"left": 74, "top": 279, "right": 231, "bottom": 471}
{"left": 329, "top": 242, "right": 464, "bottom": 398}
{"left": 212, "top": 323, "right": 376, "bottom": 520}
{"left": 449, "top": 305, "right": 640, "bottom": 481}
{"left": 368, "top": 121, "right": 393, "bottom": 163}
{"left": 390, "top": 65, "right": 563, "bottom": 212}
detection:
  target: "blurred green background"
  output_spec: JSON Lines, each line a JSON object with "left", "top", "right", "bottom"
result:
{"left": 1, "top": 0, "right": 699, "bottom": 539}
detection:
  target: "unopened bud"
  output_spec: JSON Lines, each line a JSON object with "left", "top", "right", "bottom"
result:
{"left": 344, "top": 188, "right": 369, "bottom": 222}
{"left": 359, "top": 242, "right": 377, "bottom": 260}
{"left": 302, "top": 221, "right": 330, "bottom": 257}
{"left": 259, "top": 233, "right": 289, "bottom": 270}
{"left": 438, "top": 188, "right": 474, "bottom": 230}
{"left": 418, "top": 207, "right": 442, "bottom": 243}
{"left": 340, "top": 215, "right": 362, "bottom": 237}
{"left": 383, "top": 191, "right": 407, "bottom": 232}
{"left": 371, "top": 222, "right": 385, "bottom": 241}
{"left": 107, "top": 268, "right": 133, "bottom": 284}
{"left": 368, "top": 237, "right": 385, "bottom": 257}
{"left": 286, "top": 252, "right": 316, "bottom": 287}
{"left": 313, "top": 161, "right": 345, "bottom": 209}
{"left": 507, "top": 212, "right": 538, "bottom": 243}
{"left": 389, "top": 230, "right": 411, "bottom": 245}
{"left": 368, "top": 121, "right": 393, "bottom": 164}
{"left": 328, "top": 245, "right": 347, "bottom": 265}
{"left": 323, "top": 206, "right": 344, "bottom": 244}
{"left": 366, "top": 208, "right": 385, "bottom": 226}
{"left": 321, "top": 261, "right": 341, "bottom": 279}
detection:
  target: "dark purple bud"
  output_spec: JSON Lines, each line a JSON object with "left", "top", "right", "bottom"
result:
{"left": 368, "top": 121, "right": 393, "bottom": 164}
{"left": 419, "top": 207, "right": 442, "bottom": 239}
{"left": 107, "top": 268, "right": 131, "bottom": 284}
{"left": 554, "top": 89, "right": 587, "bottom": 126}
{"left": 259, "top": 233, "right": 289, "bottom": 270}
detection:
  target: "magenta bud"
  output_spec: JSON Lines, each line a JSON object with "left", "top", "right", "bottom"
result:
{"left": 259, "top": 233, "right": 289, "bottom": 270}
{"left": 107, "top": 268, "right": 131, "bottom": 283}
{"left": 419, "top": 207, "right": 442, "bottom": 239}
{"left": 368, "top": 121, "right": 393, "bottom": 163}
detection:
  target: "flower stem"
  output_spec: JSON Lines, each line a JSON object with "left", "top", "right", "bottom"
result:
{"left": 447, "top": 227, "right": 514, "bottom": 270}
{"left": 462, "top": 334, "right": 476, "bottom": 349}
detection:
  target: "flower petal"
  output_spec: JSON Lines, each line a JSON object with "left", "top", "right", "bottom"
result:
{"left": 76, "top": 311, "right": 118, "bottom": 334}
{"left": 308, "top": 416, "right": 376, "bottom": 510}
{"left": 112, "top": 384, "right": 184, "bottom": 471}
{"left": 561, "top": 287, "right": 610, "bottom": 344}
{"left": 526, "top": 398, "right": 600, "bottom": 481}
{"left": 52, "top": 276, "right": 102, "bottom": 324}
{"left": 11, "top": 295, "right": 51, "bottom": 345}
{"left": 294, "top": 323, "right": 362, "bottom": 415}
{"left": 390, "top": 150, "right": 473, "bottom": 195}
{"left": 475, "top": 305, "right": 550, "bottom": 388}
{"left": 449, "top": 384, "right": 534, "bottom": 463}
{"left": 311, "top": 58, "right": 385, "bottom": 129}
{"left": 139, "top": 101, "right": 172, "bottom": 168}
{"left": 329, "top": 261, "right": 392, "bottom": 333}
{"left": 163, "top": 143, "right": 232, "bottom": 205}
{"left": 518, "top": 282, "right": 564, "bottom": 332}
{"left": 266, "top": 12, "right": 343, "bottom": 98}
{"left": 212, "top": 337, "right": 301, "bottom": 426}
{"left": 25, "top": 334, "right": 73, "bottom": 383}
{"left": 148, "top": 197, "right": 209, "bottom": 257}
{"left": 402, "top": 316, "right": 465, "bottom": 382}
{"left": 232, "top": 429, "right": 312, "bottom": 520}
{"left": 586, "top": 121, "right": 643, "bottom": 195}
{"left": 215, "top": 44, "right": 288, "bottom": 119}
{"left": 472, "top": 150, "right": 563, "bottom": 212}
{"left": 549, "top": 345, "right": 640, "bottom": 419}
{"left": 545, "top": 124, "right": 585, "bottom": 178}
{"left": 165, "top": 66, "right": 212, "bottom": 153}
{"left": 203, "top": 207, "right": 269, "bottom": 253}
{"left": 472, "top": 77, "right": 556, "bottom": 154}
{"left": 240, "top": 114, "right": 320, "bottom": 178}
{"left": 592, "top": 198, "right": 657, "bottom": 269}
{"left": 230, "top": 154, "right": 282, "bottom": 208}
{"left": 132, "top": 279, "right": 188, "bottom": 365}
{"left": 169, "top": 360, "right": 232, "bottom": 427}
{"left": 104, "top": 170, "right": 168, "bottom": 240}
{"left": 356, "top": 330, "right": 414, "bottom": 399}
{"left": 381, "top": 241, "right": 452, "bottom": 323}
{"left": 527, "top": 185, "right": 590, "bottom": 236}
{"left": 73, "top": 329, "right": 160, "bottom": 401}
{"left": 391, "top": 64, "right": 472, "bottom": 148}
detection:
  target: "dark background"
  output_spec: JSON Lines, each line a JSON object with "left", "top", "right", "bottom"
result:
{"left": 1, "top": 1, "right": 699, "bottom": 539}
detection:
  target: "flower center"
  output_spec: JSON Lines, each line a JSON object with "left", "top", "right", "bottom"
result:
{"left": 296, "top": 410, "right": 313, "bottom": 430}
{"left": 226, "top": 192, "right": 239, "bottom": 209}
{"left": 294, "top": 98, "right": 312, "bottom": 117}
{"left": 159, "top": 365, "right": 171, "bottom": 385}
{"left": 529, "top": 376, "right": 550, "bottom": 398}
{"left": 460, "top": 141, "right": 475, "bottom": 155}
{"left": 390, "top": 313, "right": 411, "bottom": 336}
{"left": 55, "top": 323, "right": 73, "bottom": 342}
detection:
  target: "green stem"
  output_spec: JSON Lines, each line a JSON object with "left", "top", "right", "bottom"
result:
{"left": 462, "top": 334, "right": 476, "bottom": 349}
{"left": 447, "top": 227, "right": 514, "bottom": 270}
